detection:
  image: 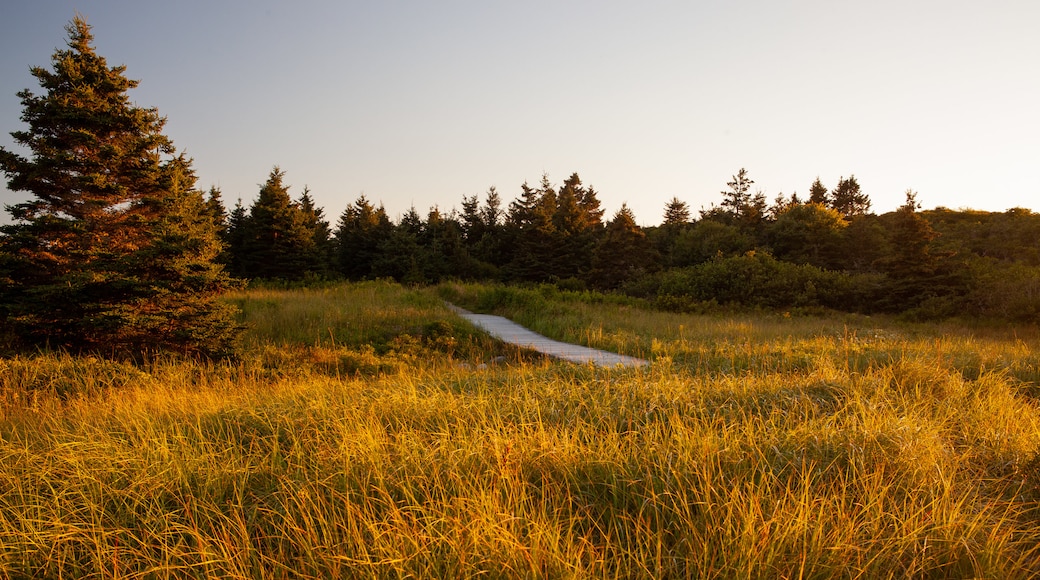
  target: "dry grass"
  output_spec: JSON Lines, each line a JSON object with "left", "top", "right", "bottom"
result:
{"left": 0, "top": 280, "right": 1038, "bottom": 578}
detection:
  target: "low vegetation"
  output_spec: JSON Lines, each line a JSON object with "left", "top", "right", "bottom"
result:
{"left": 2, "top": 281, "right": 1039, "bottom": 578}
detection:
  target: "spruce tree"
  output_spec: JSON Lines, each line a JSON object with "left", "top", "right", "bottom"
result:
{"left": 658, "top": 196, "right": 692, "bottom": 267}
{"left": 552, "top": 173, "right": 604, "bottom": 280}
{"left": 588, "top": 205, "right": 657, "bottom": 289}
{"left": 297, "top": 186, "right": 333, "bottom": 276}
{"left": 505, "top": 180, "right": 557, "bottom": 282}
{"left": 239, "top": 167, "right": 315, "bottom": 280}
{"left": 224, "top": 199, "right": 249, "bottom": 274}
{"left": 662, "top": 197, "right": 691, "bottom": 227}
{"left": 808, "top": 177, "right": 830, "bottom": 205}
{"left": 334, "top": 195, "right": 392, "bottom": 279}
{"left": 465, "top": 187, "right": 504, "bottom": 271}
{"left": 372, "top": 207, "right": 425, "bottom": 283}
{"left": 875, "top": 190, "right": 955, "bottom": 310}
{"left": 830, "top": 175, "right": 871, "bottom": 218}
{"left": 0, "top": 18, "right": 239, "bottom": 358}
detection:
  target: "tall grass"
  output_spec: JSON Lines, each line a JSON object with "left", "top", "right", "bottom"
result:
{"left": 0, "top": 280, "right": 1038, "bottom": 578}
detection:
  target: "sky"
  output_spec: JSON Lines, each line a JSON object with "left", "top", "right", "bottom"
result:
{"left": 1, "top": 1, "right": 1038, "bottom": 227}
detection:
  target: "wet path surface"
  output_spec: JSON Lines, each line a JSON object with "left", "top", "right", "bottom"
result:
{"left": 447, "top": 304, "right": 649, "bottom": 368}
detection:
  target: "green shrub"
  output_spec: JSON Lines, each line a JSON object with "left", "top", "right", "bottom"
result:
{"left": 644, "top": 252, "right": 880, "bottom": 311}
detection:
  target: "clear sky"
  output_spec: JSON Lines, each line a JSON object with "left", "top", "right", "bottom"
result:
{"left": 2, "top": 1, "right": 1038, "bottom": 226}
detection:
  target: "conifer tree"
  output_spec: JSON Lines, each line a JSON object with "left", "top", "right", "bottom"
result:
{"left": 0, "top": 18, "right": 238, "bottom": 357}
{"left": 297, "top": 186, "right": 333, "bottom": 276}
{"left": 553, "top": 173, "right": 595, "bottom": 278}
{"left": 505, "top": 181, "right": 557, "bottom": 282}
{"left": 808, "top": 177, "right": 830, "bottom": 205}
{"left": 372, "top": 207, "right": 425, "bottom": 283}
{"left": 588, "top": 204, "right": 657, "bottom": 289}
{"left": 830, "top": 175, "right": 871, "bottom": 218}
{"left": 715, "top": 168, "right": 767, "bottom": 230}
{"left": 224, "top": 199, "right": 249, "bottom": 273}
{"left": 462, "top": 187, "right": 505, "bottom": 271}
{"left": 238, "top": 167, "right": 315, "bottom": 280}
{"left": 204, "top": 187, "right": 227, "bottom": 235}
{"left": 662, "top": 197, "right": 691, "bottom": 227}
{"left": 657, "top": 196, "right": 692, "bottom": 267}
{"left": 875, "top": 190, "right": 955, "bottom": 310}
{"left": 334, "top": 195, "right": 392, "bottom": 279}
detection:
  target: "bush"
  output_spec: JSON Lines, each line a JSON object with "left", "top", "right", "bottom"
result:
{"left": 636, "top": 252, "right": 881, "bottom": 312}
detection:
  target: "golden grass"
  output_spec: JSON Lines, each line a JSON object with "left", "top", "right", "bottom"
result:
{"left": 0, "top": 280, "right": 1038, "bottom": 578}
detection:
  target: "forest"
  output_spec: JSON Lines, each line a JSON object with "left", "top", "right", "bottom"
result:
{"left": 215, "top": 165, "right": 1040, "bottom": 323}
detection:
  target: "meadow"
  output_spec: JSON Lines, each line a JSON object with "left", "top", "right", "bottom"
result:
{"left": 1, "top": 280, "right": 1039, "bottom": 578}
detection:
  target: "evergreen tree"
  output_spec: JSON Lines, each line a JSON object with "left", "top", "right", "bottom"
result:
{"left": 470, "top": 186, "right": 505, "bottom": 272}
{"left": 333, "top": 195, "right": 392, "bottom": 279}
{"left": 588, "top": 204, "right": 657, "bottom": 289}
{"left": 0, "top": 18, "right": 238, "bottom": 357}
{"left": 808, "top": 177, "right": 829, "bottom": 205}
{"left": 372, "top": 207, "right": 425, "bottom": 283}
{"left": 719, "top": 168, "right": 754, "bottom": 221}
{"left": 662, "top": 197, "right": 691, "bottom": 227}
{"left": 657, "top": 196, "right": 691, "bottom": 267}
{"left": 422, "top": 207, "right": 471, "bottom": 281}
{"left": 552, "top": 173, "right": 601, "bottom": 279}
{"left": 875, "top": 190, "right": 951, "bottom": 309}
{"left": 239, "top": 167, "right": 315, "bottom": 280}
{"left": 839, "top": 214, "right": 889, "bottom": 273}
{"left": 713, "top": 168, "right": 766, "bottom": 231}
{"left": 204, "top": 186, "right": 227, "bottom": 237}
{"left": 830, "top": 175, "right": 871, "bottom": 219}
{"left": 480, "top": 186, "right": 503, "bottom": 230}
{"left": 297, "top": 186, "right": 333, "bottom": 276}
{"left": 460, "top": 194, "right": 485, "bottom": 247}
{"left": 505, "top": 180, "right": 557, "bottom": 282}
{"left": 224, "top": 198, "right": 249, "bottom": 273}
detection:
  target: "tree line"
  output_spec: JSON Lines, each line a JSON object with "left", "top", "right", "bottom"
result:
{"left": 2, "top": 18, "right": 1038, "bottom": 360}
{"left": 215, "top": 163, "right": 1040, "bottom": 322}
{"left": 217, "top": 169, "right": 653, "bottom": 290}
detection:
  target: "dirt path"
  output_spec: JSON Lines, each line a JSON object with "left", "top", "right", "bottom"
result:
{"left": 447, "top": 304, "right": 649, "bottom": 368}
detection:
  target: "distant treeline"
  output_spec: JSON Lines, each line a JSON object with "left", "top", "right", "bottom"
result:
{"left": 215, "top": 166, "right": 1040, "bottom": 322}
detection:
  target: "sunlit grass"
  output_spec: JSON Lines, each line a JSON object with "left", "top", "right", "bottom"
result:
{"left": 0, "top": 280, "right": 1038, "bottom": 577}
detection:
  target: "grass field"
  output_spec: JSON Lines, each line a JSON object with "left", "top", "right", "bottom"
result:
{"left": 1, "top": 280, "right": 1039, "bottom": 578}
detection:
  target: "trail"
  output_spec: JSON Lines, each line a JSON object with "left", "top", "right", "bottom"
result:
{"left": 447, "top": 304, "right": 649, "bottom": 368}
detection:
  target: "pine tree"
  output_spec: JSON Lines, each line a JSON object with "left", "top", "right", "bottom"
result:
{"left": 808, "top": 177, "right": 829, "bottom": 205}
{"left": 297, "top": 186, "right": 332, "bottom": 276}
{"left": 470, "top": 187, "right": 505, "bottom": 271}
{"left": 875, "top": 190, "right": 953, "bottom": 310}
{"left": 0, "top": 18, "right": 238, "bottom": 357}
{"left": 716, "top": 168, "right": 767, "bottom": 231}
{"left": 204, "top": 186, "right": 228, "bottom": 237}
{"left": 553, "top": 173, "right": 596, "bottom": 279}
{"left": 830, "top": 175, "right": 871, "bottom": 218}
{"left": 720, "top": 168, "right": 754, "bottom": 220}
{"left": 239, "top": 167, "right": 315, "bottom": 280}
{"left": 224, "top": 198, "right": 249, "bottom": 273}
{"left": 505, "top": 180, "right": 557, "bottom": 282}
{"left": 657, "top": 196, "right": 691, "bottom": 267}
{"left": 588, "top": 205, "right": 657, "bottom": 289}
{"left": 662, "top": 197, "right": 691, "bottom": 227}
{"left": 333, "top": 195, "right": 392, "bottom": 279}
{"left": 372, "top": 207, "right": 425, "bottom": 283}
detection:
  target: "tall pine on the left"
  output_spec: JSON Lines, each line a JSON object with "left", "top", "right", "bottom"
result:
{"left": 0, "top": 17, "right": 240, "bottom": 358}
